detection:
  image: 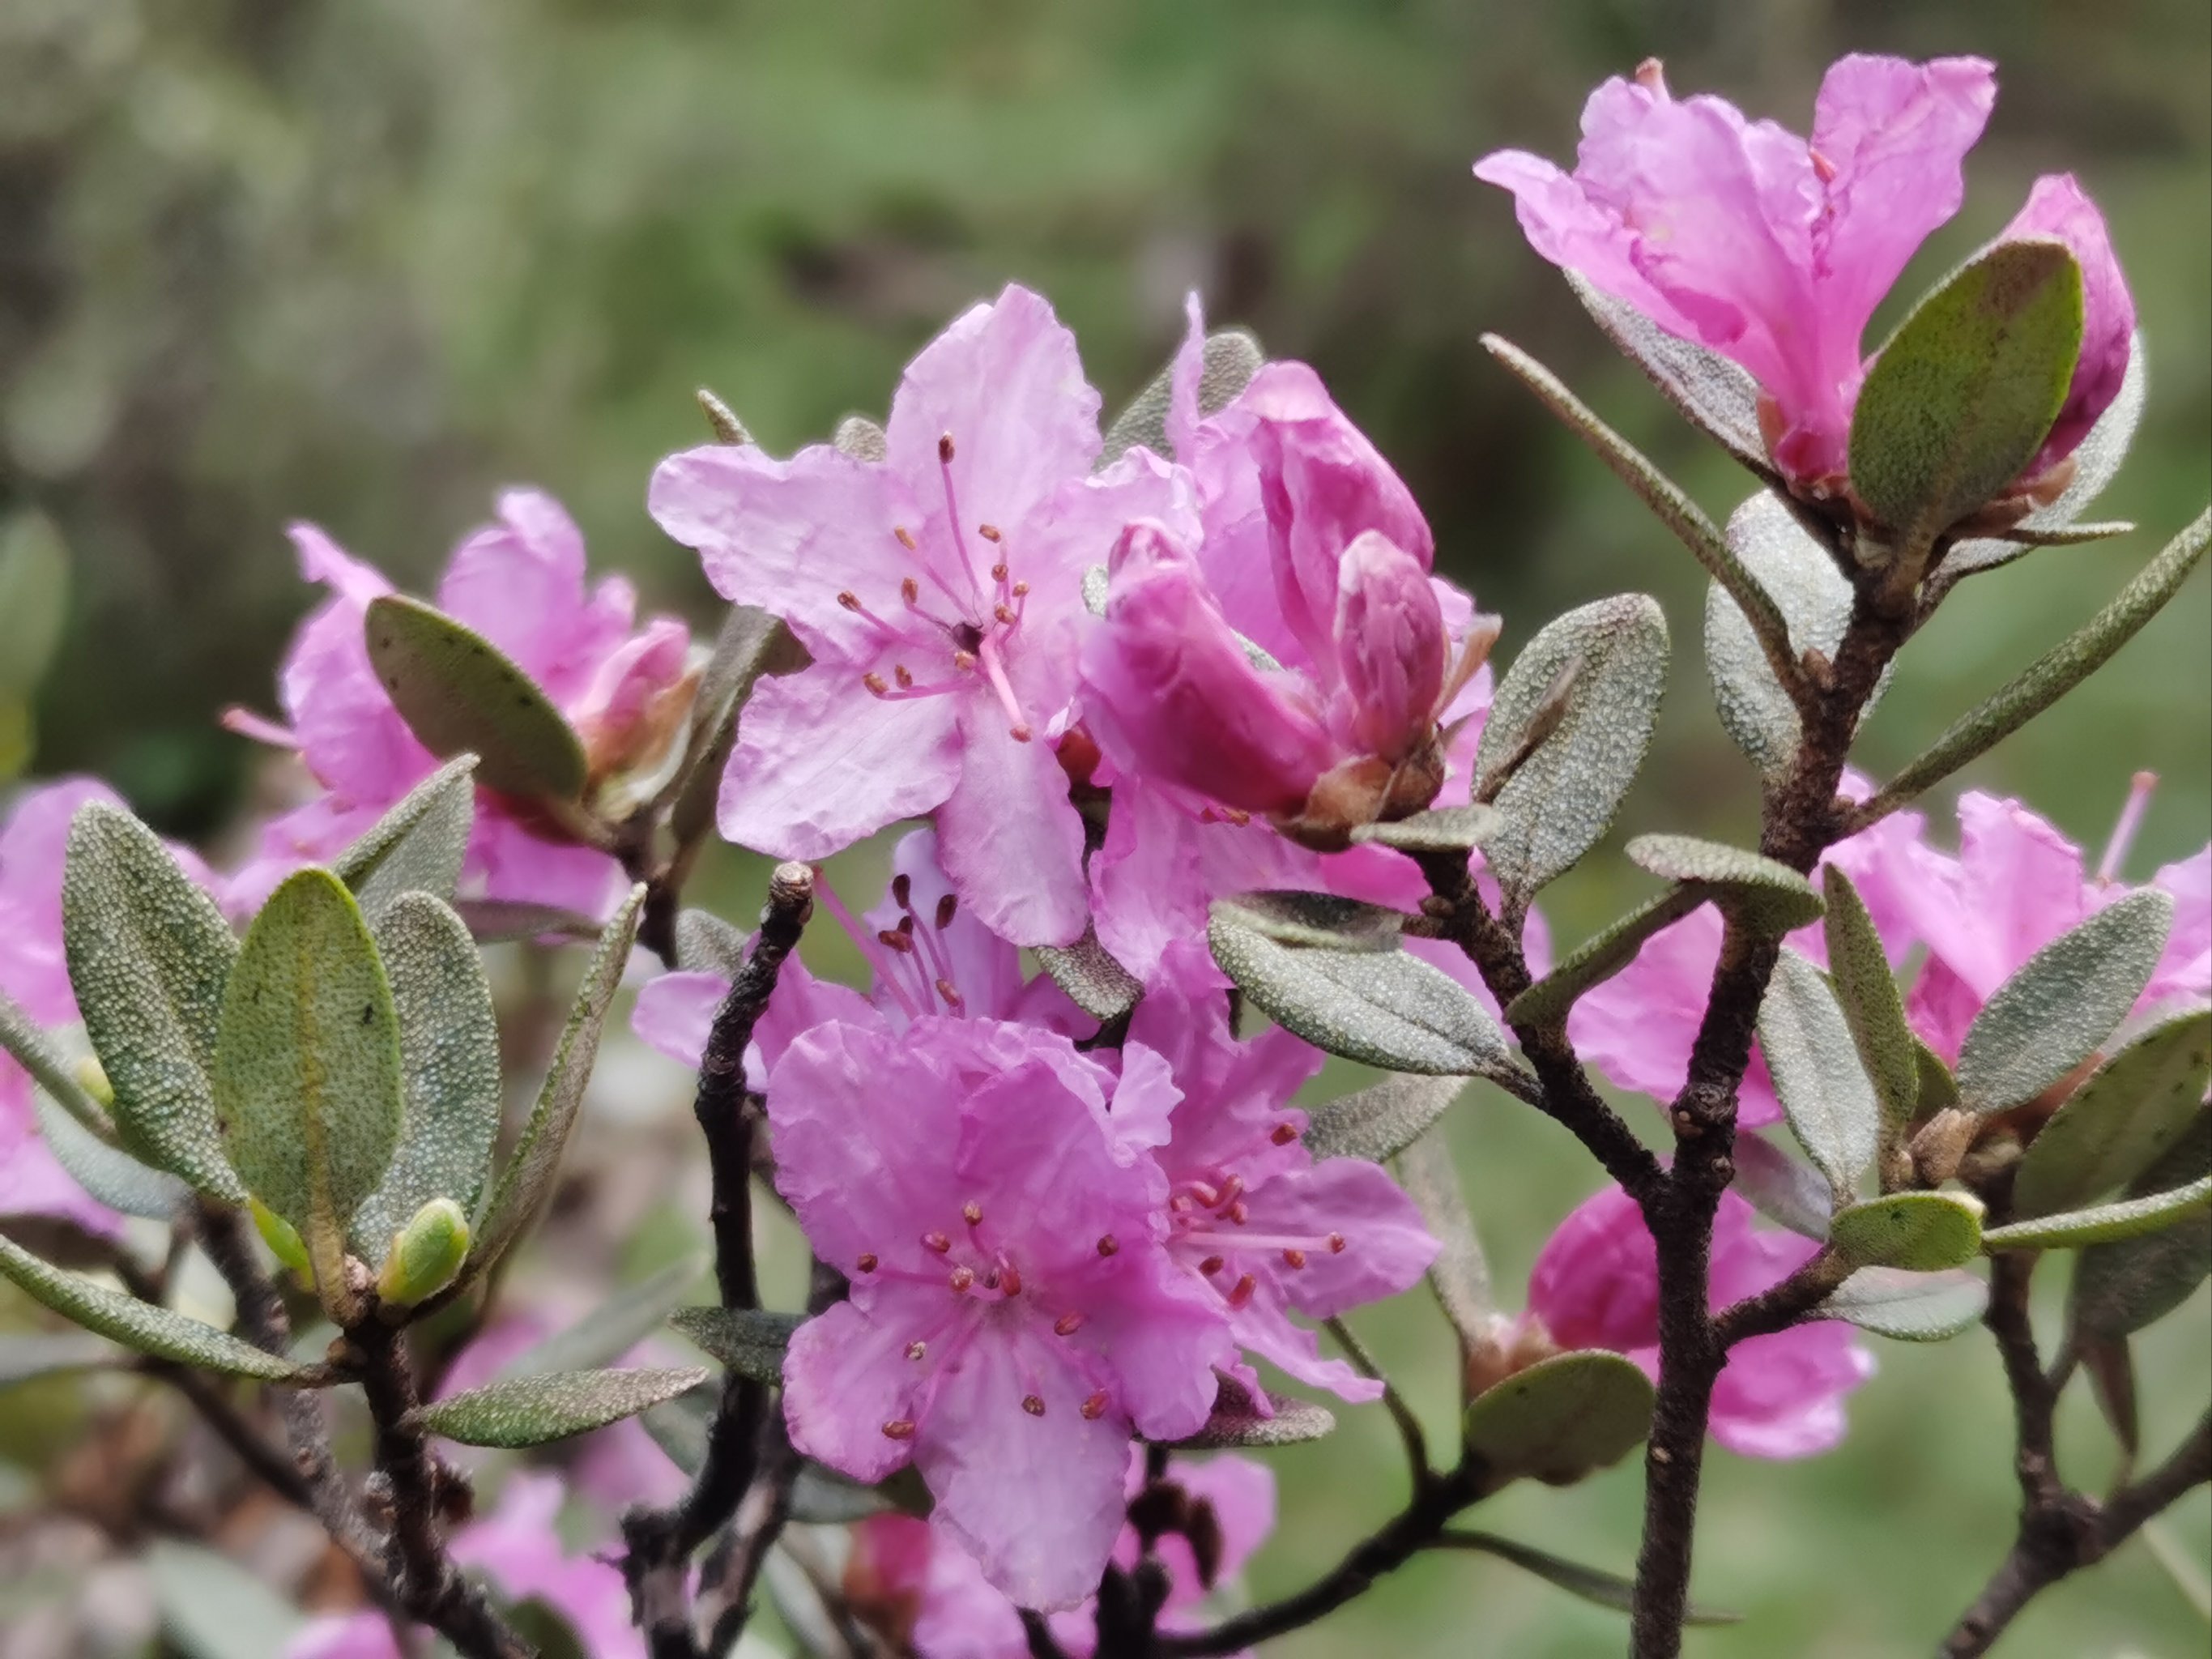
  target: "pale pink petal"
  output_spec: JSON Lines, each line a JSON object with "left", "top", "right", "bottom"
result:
{"left": 1165, "top": 290, "right": 1208, "bottom": 462}
{"left": 935, "top": 700, "right": 1090, "bottom": 949}
{"left": 783, "top": 1296, "right": 933, "bottom": 1486}
{"left": 1250, "top": 1159, "right": 1437, "bottom": 1320}
{"left": 630, "top": 971, "right": 732, "bottom": 1068}
{"left": 2149, "top": 850, "right": 2212, "bottom": 1007}
{"left": 437, "top": 490, "right": 634, "bottom": 702}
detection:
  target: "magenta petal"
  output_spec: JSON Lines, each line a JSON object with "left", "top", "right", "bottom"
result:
{"left": 935, "top": 701, "right": 1091, "bottom": 949}
{"left": 783, "top": 1297, "right": 932, "bottom": 1486}
{"left": 1997, "top": 175, "right": 2137, "bottom": 477}
{"left": 1255, "top": 1160, "right": 1437, "bottom": 1320}
{"left": 1331, "top": 531, "right": 1447, "bottom": 761}
{"left": 1527, "top": 1183, "right": 1660, "bottom": 1354}
{"left": 437, "top": 490, "right": 636, "bottom": 703}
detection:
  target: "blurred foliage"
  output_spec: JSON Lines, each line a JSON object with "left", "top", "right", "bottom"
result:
{"left": 0, "top": 0, "right": 2206, "bottom": 1655}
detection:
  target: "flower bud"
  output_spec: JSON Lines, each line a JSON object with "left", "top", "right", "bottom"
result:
{"left": 1332, "top": 531, "right": 1447, "bottom": 764}
{"left": 1995, "top": 174, "right": 2135, "bottom": 484}
{"left": 250, "top": 1197, "right": 313, "bottom": 1282}
{"left": 73, "top": 1055, "right": 113, "bottom": 1109}
{"left": 374, "top": 1196, "right": 471, "bottom": 1310}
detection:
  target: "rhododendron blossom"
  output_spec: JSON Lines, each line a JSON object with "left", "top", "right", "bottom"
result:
{"left": 650, "top": 284, "right": 1188, "bottom": 946}
{"left": 229, "top": 490, "right": 693, "bottom": 919}
{"left": 1474, "top": 55, "right": 2134, "bottom": 492}
{"left": 1523, "top": 1184, "right": 1874, "bottom": 1458}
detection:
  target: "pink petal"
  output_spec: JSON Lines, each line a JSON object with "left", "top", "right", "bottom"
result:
{"left": 1165, "top": 291, "right": 1208, "bottom": 461}
{"left": 1996, "top": 175, "right": 2137, "bottom": 478}
{"left": 783, "top": 1296, "right": 933, "bottom": 1486}
{"left": 1526, "top": 1183, "right": 1660, "bottom": 1353}
{"left": 437, "top": 490, "right": 635, "bottom": 702}
{"left": 629, "top": 971, "right": 731, "bottom": 1069}
{"left": 935, "top": 699, "right": 1091, "bottom": 949}
{"left": 1331, "top": 531, "right": 1447, "bottom": 761}
{"left": 1251, "top": 1159, "right": 1438, "bottom": 1320}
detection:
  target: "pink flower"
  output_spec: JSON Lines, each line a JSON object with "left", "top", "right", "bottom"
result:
{"left": 1892, "top": 783, "right": 2208, "bottom": 1063}
{"left": 650, "top": 285, "right": 1186, "bottom": 947}
{"left": 1524, "top": 1185, "right": 1873, "bottom": 1458}
{"left": 767, "top": 1013, "right": 1233, "bottom": 1609}
{"left": 232, "top": 491, "right": 693, "bottom": 919}
{"left": 845, "top": 1448, "right": 1276, "bottom": 1657}
{"left": 1119, "top": 944, "right": 1438, "bottom": 1402}
{"left": 1477, "top": 57, "right": 2128, "bottom": 494}
{"left": 1569, "top": 775, "right": 1927, "bottom": 1126}
{"left": 284, "top": 1474, "right": 642, "bottom": 1659}
{"left": 0, "top": 778, "right": 213, "bottom": 1235}
{"left": 629, "top": 826, "right": 1083, "bottom": 1073}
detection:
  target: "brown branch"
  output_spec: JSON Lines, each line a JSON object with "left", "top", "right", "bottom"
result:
{"left": 143, "top": 1360, "right": 315, "bottom": 1511}
{"left": 1711, "top": 1247, "right": 1851, "bottom": 1347}
{"left": 620, "top": 861, "right": 816, "bottom": 1657}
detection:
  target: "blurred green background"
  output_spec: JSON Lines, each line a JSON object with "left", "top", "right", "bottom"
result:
{"left": 2, "top": 1, "right": 2206, "bottom": 1655}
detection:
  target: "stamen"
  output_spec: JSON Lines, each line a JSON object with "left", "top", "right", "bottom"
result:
{"left": 1198, "top": 1256, "right": 1225, "bottom": 1276}
{"left": 991, "top": 562, "right": 1010, "bottom": 583}
{"left": 1271, "top": 1123, "right": 1299, "bottom": 1146}
{"left": 882, "top": 1418, "right": 917, "bottom": 1440}
{"left": 978, "top": 524, "right": 1002, "bottom": 542}
{"left": 936, "top": 976, "right": 964, "bottom": 1009}
{"left": 1097, "top": 1234, "right": 1119, "bottom": 1257}
{"left": 881, "top": 929, "right": 918, "bottom": 954}
{"left": 1053, "top": 1311, "right": 1085, "bottom": 1337}
{"left": 1809, "top": 146, "right": 1839, "bottom": 185}
{"left": 936, "top": 893, "right": 958, "bottom": 928}
{"left": 1225, "top": 1274, "right": 1257, "bottom": 1310}
{"left": 938, "top": 433, "right": 956, "bottom": 463}
{"left": 948, "top": 1266, "right": 975, "bottom": 1294}
{"left": 1080, "top": 1391, "right": 1109, "bottom": 1421}
{"left": 863, "top": 672, "right": 889, "bottom": 696}
{"left": 2097, "top": 771, "right": 2159, "bottom": 884}
{"left": 906, "top": 1341, "right": 927, "bottom": 1361}
{"left": 994, "top": 603, "right": 1018, "bottom": 625}
{"left": 1328, "top": 1233, "right": 1346, "bottom": 1254}
{"left": 1225, "top": 1200, "right": 1249, "bottom": 1226}
{"left": 998, "top": 1265, "right": 1022, "bottom": 1298}
{"left": 815, "top": 871, "right": 924, "bottom": 1022}
{"left": 901, "top": 577, "right": 921, "bottom": 604}
{"left": 1282, "top": 1248, "right": 1307, "bottom": 1269}
{"left": 894, "top": 527, "right": 918, "bottom": 550}
{"left": 894, "top": 664, "right": 915, "bottom": 689}
{"left": 1187, "top": 1180, "right": 1223, "bottom": 1209}
{"left": 856, "top": 1253, "right": 879, "bottom": 1274}
{"left": 1215, "top": 1175, "right": 1245, "bottom": 1210}
{"left": 1021, "top": 1394, "right": 1046, "bottom": 1418}
{"left": 936, "top": 433, "right": 991, "bottom": 604}
{"left": 963, "top": 1201, "right": 984, "bottom": 1226}
{"left": 977, "top": 638, "right": 1032, "bottom": 741}
{"left": 891, "top": 873, "right": 913, "bottom": 911}
{"left": 953, "top": 649, "right": 977, "bottom": 672}
{"left": 923, "top": 1230, "right": 951, "bottom": 1254}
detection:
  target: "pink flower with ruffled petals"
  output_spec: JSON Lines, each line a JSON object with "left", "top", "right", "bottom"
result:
{"left": 1525, "top": 1185, "right": 1873, "bottom": 1458}
{"left": 629, "top": 826, "right": 1083, "bottom": 1075}
{"left": 0, "top": 778, "right": 215, "bottom": 1235}
{"left": 232, "top": 492, "right": 693, "bottom": 920}
{"left": 650, "top": 285, "right": 1187, "bottom": 947}
{"left": 1569, "top": 774, "right": 1928, "bottom": 1126}
{"left": 1117, "top": 944, "right": 1438, "bottom": 1403}
{"left": 846, "top": 1448, "right": 1275, "bottom": 1657}
{"left": 1477, "top": 57, "right": 2129, "bottom": 494}
{"left": 768, "top": 1013, "right": 1234, "bottom": 1610}
{"left": 1893, "top": 783, "right": 2208, "bottom": 1062}
{"left": 283, "top": 1474, "right": 643, "bottom": 1659}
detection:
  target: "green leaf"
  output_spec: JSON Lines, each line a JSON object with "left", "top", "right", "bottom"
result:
{"left": 149, "top": 1539, "right": 307, "bottom": 1659}
{"left": 1304, "top": 1074, "right": 1468, "bottom": 1163}
{"left": 1504, "top": 887, "right": 1706, "bottom": 1029}
{"left": 1208, "top": 918, "right": 1521, "bottom": 1083}
{"left": 32, "top": 1087, "right": 189, "bottom": 1220}
{"left": 1463, "top": 1350, "right": 1653, "bottom": 1488}
{"left": 504, "top": 1600, "right": 590, "bottom": 1659}
{"left": 363, "top": 594, "right": 588, "bottom": 800}
{"left": 1703, "top": 492, "right": 1873, "bottom": 778}
{"left": 639, "top": 1382, "right": 715, "bottom": 1476}
{"left": 1758, "top": 948, "right": 1881, "bottom": 1201}
{"left": 212, "top": 870, "right": 405, "bottom": 1296}
{"left": 2069, "top": 1110, "right": 2212, "bottom": 1341}
{"left": 1982, "top": 1175, "right": 2212, "bottom": 1252}
{"left": 1955, "top": 891, "right": 2173, "bottom": 1115}
{"left": 2013, "top": 1006, "right": 2212, "bottom": 1220}
{"left": 493, "top": 1255, "right": 710, "bottom": 1381}
{"left": 330, "top": 754, "right": 476, "bottom": 920}
{"left": 0, "top": 510, "right": 70, "bottom": 700}
{"left": 62, "top": 802, "right": 245, "bottom": 1201}
{"left": 1626, "top": 834, "right": 1824, "bottom": 933}
{"left": 1817, "top": 1267, "right": 1988, "bottom": 1341}
{"left": 833, "top": 414, "right": 888, "bottom": 461}
{"left": 1822, "top": 867, "right": 1920, "bottom": 1139}
{"left": 1731, "top": 1132, "right": 1831, "bottom": 1241}
{"left": 1349, "top": 804, "right": 1502, "bottom": 852}
{"left": 1165, "top": 1378, "right": 1335, "bottom": 1449}
{"left": 1567, "top": 273, "right": 1769, "bottom": 475}
{"left": 1440, "top": 1529, "right": 1741, "bottom": 1626}
{"left": 350, "top": 893, "right": 502, "bottom": 1260}
{"left": 467, "top": 885, "right": 646, "bottom": 1282}
{"left": 1102, "top": 326, "right": 1263, "bottom": 463}
{"left": 1858, "top": 507, "right": 2211, "bottom": 825}
{"left": 373, "top": 1197, "right": 471, "bottom": 1308}
{"left": 1849, "top": 240, "right": 2084, "bottom": 552}
{"left": 445, "top": 898, "right": 603, "bottom": 945}
{"left": 1829, "top": 1192, "right": 1985, "bottom": 1270}
{"left": 0, "top": 1230, "right": 310, "bottom": 1380}
{"left": 1035, "top": 925, "right": 1144, "bottom": 1024}
{"left": 1210, "top": 889, "right": 1409, "bottom": 952}
{"left": 1472, "top": 595, "right": 1669, "bottom": 911}
{"left": 408, "top": 1365, "right": 710, "bottom": 1448}
{"left": 1916, "top": 1038, "right": 1962, "bottom": 1118}
{"left": 667, "top": 1306, "right": 804, "bottom": 1383}
{"left": 1394, "top": 1127, "right": 1491, "bottom": 1345}
{"left": 790, "top": 1464, "right": 900, "bottom": 1525}
{"left": 1, "top": 987, "right": 114, "bottom": 1139}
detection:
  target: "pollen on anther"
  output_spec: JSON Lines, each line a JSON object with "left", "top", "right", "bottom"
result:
{"left": 1011, "top": 580, "right": 1029, "bottom": 598}
{"left": 1010, "top": 723, "right": 1034, "bottom": 744}
{"left": 953, "top": 650, "right": 977, "bottom": 672}
{"left": 901, "top": 576, "right": 921, "bottom": 603}
{"left": 978, "top": 524, "right": 1002, "bottom": 542}
{"left": 1282, "top": 1248, "right": 1308, "bottom": 1269}
{"left": 938, "top": 433, "right": 957, "bottom": 463}
{"left": 895, "top": 664, "right": 915, "bottom": 689}
{"left": 1054, "top": 1311, "right": 1085, "bottom": 1337}
{"left": 1199, "top": 1256, "right": 1225, "bottom": 1276}
{"left": 949, "top": 1266, "right": 976, "bottom": 1293}
{"left": 837, "top": 591, "right": 862, "bottom": 611}
{"left": 991, "top": 562, "right": 1009, "bottom": 583}
{"left": 962, "top": 1201, "right": 983, "bottom": 1226}
{"left": 856, "top": 1253, "right": 880, "bottom": 1273}
{"left": 906, "top": 1341, "right": 927, "bottom": 1361}
{"left": 1021, "top": 1394, "right": 1046, "bottom": 1418}
{"left": 994, "top": 603, "right": 1016, "bottom": 625}
{"left": 1226, "top": 1274, "right": 1257, "bottom": 1310}
{"left": 895, "top": 527, "right": 918, "bottom": 551}
{"left": 1096, "top": 1234, "right": 1119, "bottom": 1257}
{"left": 936, "top": 977, "right": 964, "bottom": 1009}
{"left": 1328, "top": 1232, "right": 1346, "bottom": 1254}
{"left": 863, "top": 672, "right": 889, "bottom": 696}
{"left": 1271, "top": 1123, "right": 1298, "bottom": 1146}
{"left": 923, "top": 1230, "right": 952, "bottom": 1254}
{"left": 1080, "top": 1391, "right": 1109, "bottom": 1421}
{"left": 882, "top": 1418, "right": 917, "bottom": 1440}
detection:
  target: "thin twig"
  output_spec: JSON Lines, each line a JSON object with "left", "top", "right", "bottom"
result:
{"left": 1325, "top": 1316, "right": 1432, "bottom": 1484}
{"left": 143, "top": 1360, "right": 315, "bottom": 1510}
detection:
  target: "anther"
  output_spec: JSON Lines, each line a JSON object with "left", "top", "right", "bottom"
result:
{"left": 906, "top": 1341, "right": 927, "bottom": 1361}
{"left": 953, "top": 649, "right": 977, "bottom": 672}
{"left": 881, "top": 928, "right": 917, "bottom": 954}
{"left": 949, "top": 1266, "right": 975, "bottom": 1294}
{"left": 1225, "top": 1200, "right": 1249, "bottom": 1226}
{"left": 963, "top": 1201, "right": 984, "bottom": 1226}
{"left": 923, "top": 1230, "right": 952, "bottom": 1254}
{"left": 991, "top": 562, "right": 1009, "bottom": 583}
{"left": 856, "top": 1253, "right": 879, "bottom": 1273}
{"left": 1054, "top": 1311, "right": 1085, "bottom": 1337}
{"left": 978, "top": 524, "right": 1002, "bottom": 542}
{"left": 837, "top": 591, "right": 863, "bottom": 611}
{"left": 892, "top": 873, "right": 913, "bottom": 910}
{"left": 983, "top": 1269, "right": 1000, "bottom": 1290}
{"left": 998, "top": 1265, "right": 1022, "bottom": 1297}
{"left": 883, "top": 1419, "right": 917, "bottom": 1440}
{"left": 901, "top": 576, "right": 921, "bottom": 604}
{"left": 1328, "top": 1232, "right": 1346, "bottom": 1254}
{"left": 1011, "top": 580, "right": 1029, "bottom": 598}
{"left": 1010, "top": 723, "right": 1034, "bottom": 744}
{"left": 1282, "top": 1248, "right": 1307, "bottom": 1269}
{"left": 936, "top": 977, "right": 964, "bottom": 1009}
{"left": 1271, "top": 1123, "right": 1298, "bottom": 1146}
{"left": 1022, "top": 1394, "right": 1046, "bottom": 1418}
{"left": 1199, "top": 1256, "right": 1225, "bottom": 1276}
{"left": 895, "top": 664, "right": 915, "bottom": 689}
{"left": 995, "top": 603, "right": 1016, "bottom": 625}
{"left": 895, "top": 527, "right": 918, "bottom": 551}
{"left": 1225, "top": 1274, "right": 1257, "bottom": 1310}
{"left": 938, "top": 433, "right": 956, "bottom": 463}
{"left": 1080, "top": 1391, "right": 1109, "bottom": 1421}
{"left": 1215, "top": 1176, "right": 1244, "bottom": 1209}
{"left": 1188, "top": 1180, "right": 1222, "bottom": 1209}
{"left": 863, "top": 672, "right": 889, "bottom": 696}
{"left": 936, "top": 893, "right": 957, "bottom": 928}
{"left": 1097, "top": 1234, "right": 1119, "bottom": 1257}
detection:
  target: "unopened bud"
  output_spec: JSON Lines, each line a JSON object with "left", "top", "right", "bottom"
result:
{"left": 73, "top": 1056, "right": 114, "bottom": 1109}
{"left": 250, "top": 1198, "right": 314, "bottom": 1282}
{"left": 374, "top": 1197, "right": 471, "bottom": 1310}
{"left": 1909, "top": 1108, "right": 1980, "bottom": 1188}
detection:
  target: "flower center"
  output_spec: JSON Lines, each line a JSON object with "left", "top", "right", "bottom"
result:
{"left": 1159, "top": 1119, "right": 1347, "bottom": 1307}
